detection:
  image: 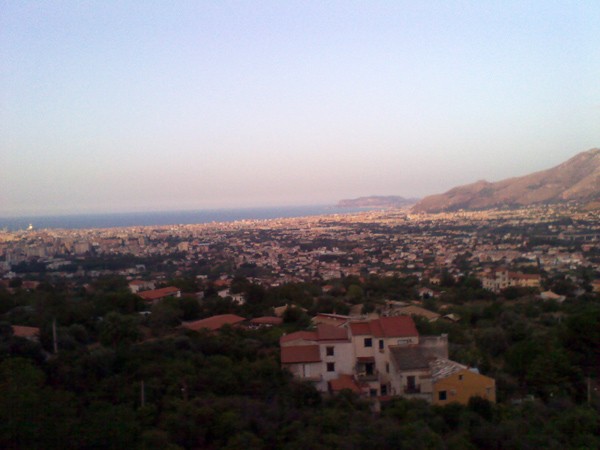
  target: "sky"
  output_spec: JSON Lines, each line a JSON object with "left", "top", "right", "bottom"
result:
{"left": 1, "top": 1, "right": 599, "bottom": 216}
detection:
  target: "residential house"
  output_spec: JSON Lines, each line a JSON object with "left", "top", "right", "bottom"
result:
{"left": 12, "top": 325, "right": 40, "bottom": 342}
{"left": 280, "top": 323, "right": 355, "bottom": 393}
{"left": 129, "top": 279, "right": 156, "bottom": 294}
{"left": 248, "top": 316, "right": 283, "bottom": 329}
{"left": 280, "top": 315, "right": 496, "bottom": 405}
{"left": 480, "top": 269, "right": 541, "bottom": 293}
{"left": 138, "top": 286, "right": 181, "bottom": 305}
{"left": 431, "top": 359, "right": 496, "bottom": 405}
{"left": 348, "top": 316, "right": 419, "bottom": 397}
{"left": 182, "top": 314, "right": 246, "bottom": 332}
{"left": 388, "top": 335, "right": 448, "bottom": 400}
{"left": 392, "top": 305, "right": 441, "bottom": 322}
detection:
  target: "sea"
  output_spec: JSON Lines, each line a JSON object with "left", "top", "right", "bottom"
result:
{"left": 0, "top": 205, "right": 377, "bottom": 231}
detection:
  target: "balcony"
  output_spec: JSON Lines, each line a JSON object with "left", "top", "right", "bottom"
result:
{"left": 356, "top": 369, "right": 379, "bottom": 382}
{"left": 403, "top": 384, "right": 421, "bottom": 394}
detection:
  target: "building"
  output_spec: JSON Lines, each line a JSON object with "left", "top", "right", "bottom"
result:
{"left": 431, "top": 359, "right": 496, "bottom": 405}
{"left": 12, "top": 325, "right": 40, "bottom": 342}
{"left": 280, "top": 323, "right": 355, "bottom": 392}
{"left": 137, "top": 286, "right": 181, "bottom": 305}
{"left": 480, "top": 269, "right": 541, "bottom": 293}
{"left": 181, "top": 314, "right": 246, "bottom": 332}
{"left": 280, "top": 315, "right": 495, "bottom": 404}
{"left": 128, "top": 279, "right": 156, "bottom": 294}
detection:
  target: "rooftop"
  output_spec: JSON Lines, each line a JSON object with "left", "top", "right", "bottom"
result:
{"left": 349, "top": 316, "right": 419, "bottom": 338}
{"left": 281, "top": 345, "right": 321, "bottom": 364}
{"left": 182, "top": 314, "right": 246, "bottom": 332}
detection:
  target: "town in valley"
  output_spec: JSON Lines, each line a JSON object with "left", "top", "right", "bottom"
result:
{"left": 1, "top": 204, "right": 598, "bottom": 448}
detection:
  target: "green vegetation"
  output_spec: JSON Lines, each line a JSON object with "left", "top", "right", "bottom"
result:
{"left": 0, "top": 275, "right": 599, "bottom": 449}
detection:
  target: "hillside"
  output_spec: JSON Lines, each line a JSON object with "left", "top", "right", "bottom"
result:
{"left": 338, "top": 195, "right": 418, "bottom": 208}
{"left": 412, "top": 148, "right": 600, "bottom": 213}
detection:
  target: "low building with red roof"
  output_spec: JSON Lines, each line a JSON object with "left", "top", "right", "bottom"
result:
{"left": 311, "top": 313, "right": 351, "bottom": 327}
{"left": 182, "top": 314, "right": 246, "bottom": 332}
{"left": 328, "top": 374, "right": 364, "bottom": 394}
{"left": 248, "top": 316, "right": 283, "bottom": 329}
{"left": 138, "top": 286, "right": 181, "bottom": 305}
{"left": 12, "top": 325, "right": 40, "bottom": 342}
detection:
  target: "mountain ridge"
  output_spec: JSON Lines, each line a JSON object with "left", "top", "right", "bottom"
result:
{"left": 412, "top": 148, "right": 600, "bottom": 213}
{"left": 337, "top": 196, "right": 419, "bottom": 208}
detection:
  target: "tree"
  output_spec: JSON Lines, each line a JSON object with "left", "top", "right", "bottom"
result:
{"left": 149, "top": 299, "right": 183, "bottom": 335}
{"left": 99, "top": 312, "right": 141, "bottom": 348}
{"left": 562, "top": 305, "right": 600, "bottom": 376}
{"left": 347, "top": 284, "right": 364, "bottom": 303}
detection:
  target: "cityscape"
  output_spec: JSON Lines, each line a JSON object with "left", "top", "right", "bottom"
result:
{"left": 2, "top": 1, "right": 600, "bottom": 448}
{"left": 1, "top": 203, "right": 599, "bottom": 448}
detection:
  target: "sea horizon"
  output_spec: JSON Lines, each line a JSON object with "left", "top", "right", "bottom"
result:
{"left": 0, "top": 205, "right": 379, "bottom": 231}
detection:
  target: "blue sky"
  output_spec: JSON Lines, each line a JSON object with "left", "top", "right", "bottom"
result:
{"left": 1, "top": 1, "right": 599, "bottom": 216}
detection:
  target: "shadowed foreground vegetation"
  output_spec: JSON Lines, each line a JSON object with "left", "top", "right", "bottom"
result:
{"left": 0, "top": 278, "right": 599, "bottom": 449}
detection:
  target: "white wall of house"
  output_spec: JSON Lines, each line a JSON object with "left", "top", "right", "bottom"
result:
{"left": 320, "top": 341, "right": 354, "bottom": 384}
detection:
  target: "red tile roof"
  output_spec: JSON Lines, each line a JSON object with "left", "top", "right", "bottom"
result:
{"left": 250, "top": 316, "right": 283, "bottom": 326}
{"left": 21, "top": 281, "right": 39, "bottom": 290}
{"left": 329, "top": 374, "right": 362, "bottom": 393}
{"left": 279, "top": 330, "right": 318, "bottom": 344}
{"left": 182, "top": 314, "right": 246, "bottom": 332}
{"left": 138, "top": 286, "right": 180, "bottom": 301}
{"left": 12, "top": 325, "right": 40, "bottom": 339}
{"left": 281, "top": 345, "right": 321, "bottom": 364}
{"left": 349, "top": 316, "right": 418, "bottom": 338}
{"left": 379, "top": 316, "right": 418, "bottom": 337}
{"left": 349, "top": 322, "right": 371, "bottom": 336}
{"left": 316, "top": 323, "right": 349, "bottom": 341}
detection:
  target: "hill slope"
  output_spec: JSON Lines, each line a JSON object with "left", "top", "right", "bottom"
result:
{"left": 412, "top": 148, "right": 600, "bottom": 213}
{"left": 337, "top": 196, "right": 418, "bottom": 208}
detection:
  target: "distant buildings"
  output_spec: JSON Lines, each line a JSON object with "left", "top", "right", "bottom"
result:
{"left": 479, "top": 269, "right": 541, "bottom": 293}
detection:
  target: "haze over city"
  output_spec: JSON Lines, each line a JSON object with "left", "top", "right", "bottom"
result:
{"left": 2, "top": 1, "right": 599, "bottom": 216}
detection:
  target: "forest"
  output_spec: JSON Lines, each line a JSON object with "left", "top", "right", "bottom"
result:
{"left": 0, "top": 274, "right": 599, "bottom": 449}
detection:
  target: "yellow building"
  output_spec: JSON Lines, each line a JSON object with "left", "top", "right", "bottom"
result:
{"left": 431, "top": 360, "right": 496, "bottom": 405}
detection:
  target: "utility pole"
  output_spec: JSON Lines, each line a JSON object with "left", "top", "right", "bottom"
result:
{"left": 141, "top": 380, "right": 146, "bottom": 408}
{"left": 52, "top": 318, "right": 58, "bottom": 354}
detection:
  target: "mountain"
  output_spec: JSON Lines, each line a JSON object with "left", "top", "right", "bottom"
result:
{"left": 337, "top": 196, "right": 419, "bottom": 208}
{"left": 412, "top": 148, "right": 600, "bottom": 213}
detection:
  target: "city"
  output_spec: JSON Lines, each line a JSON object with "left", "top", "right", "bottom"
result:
{"left": 0, "top": 205, "right": 598, "bottom": 448}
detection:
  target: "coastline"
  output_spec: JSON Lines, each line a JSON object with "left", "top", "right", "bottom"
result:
{"left": 0, "top": 205, "right": 379, "bottom": 231}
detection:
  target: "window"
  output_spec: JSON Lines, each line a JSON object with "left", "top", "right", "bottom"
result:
{"left": 385, "top": 362, "right": 390, "bottom": 374}
{"left": 369, "top": 389, "right": 377, "bottom": 397}
{"left": 438, "top": 391, "right": 447, "bottom": 401}
{"left": 458, "top": 374, "right": 463, "bottom": 381}
{"left": 326, "top": 346, "right": 334, "bottom": 356}
{"left": 364, "top": 338, "right": 372, "bottom": 347}
{"left": 379, "top": 339, "right": 384, "bottom": 350}
{"left": 326, "top": 362, "right": 335, "bottom": 372}
{"left": 380, "top": 384, "right": 388, "bottom": 396}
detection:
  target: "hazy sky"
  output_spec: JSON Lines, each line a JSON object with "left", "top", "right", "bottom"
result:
{"left": 2, "top": 1, "right": 599, "bottom": 216}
